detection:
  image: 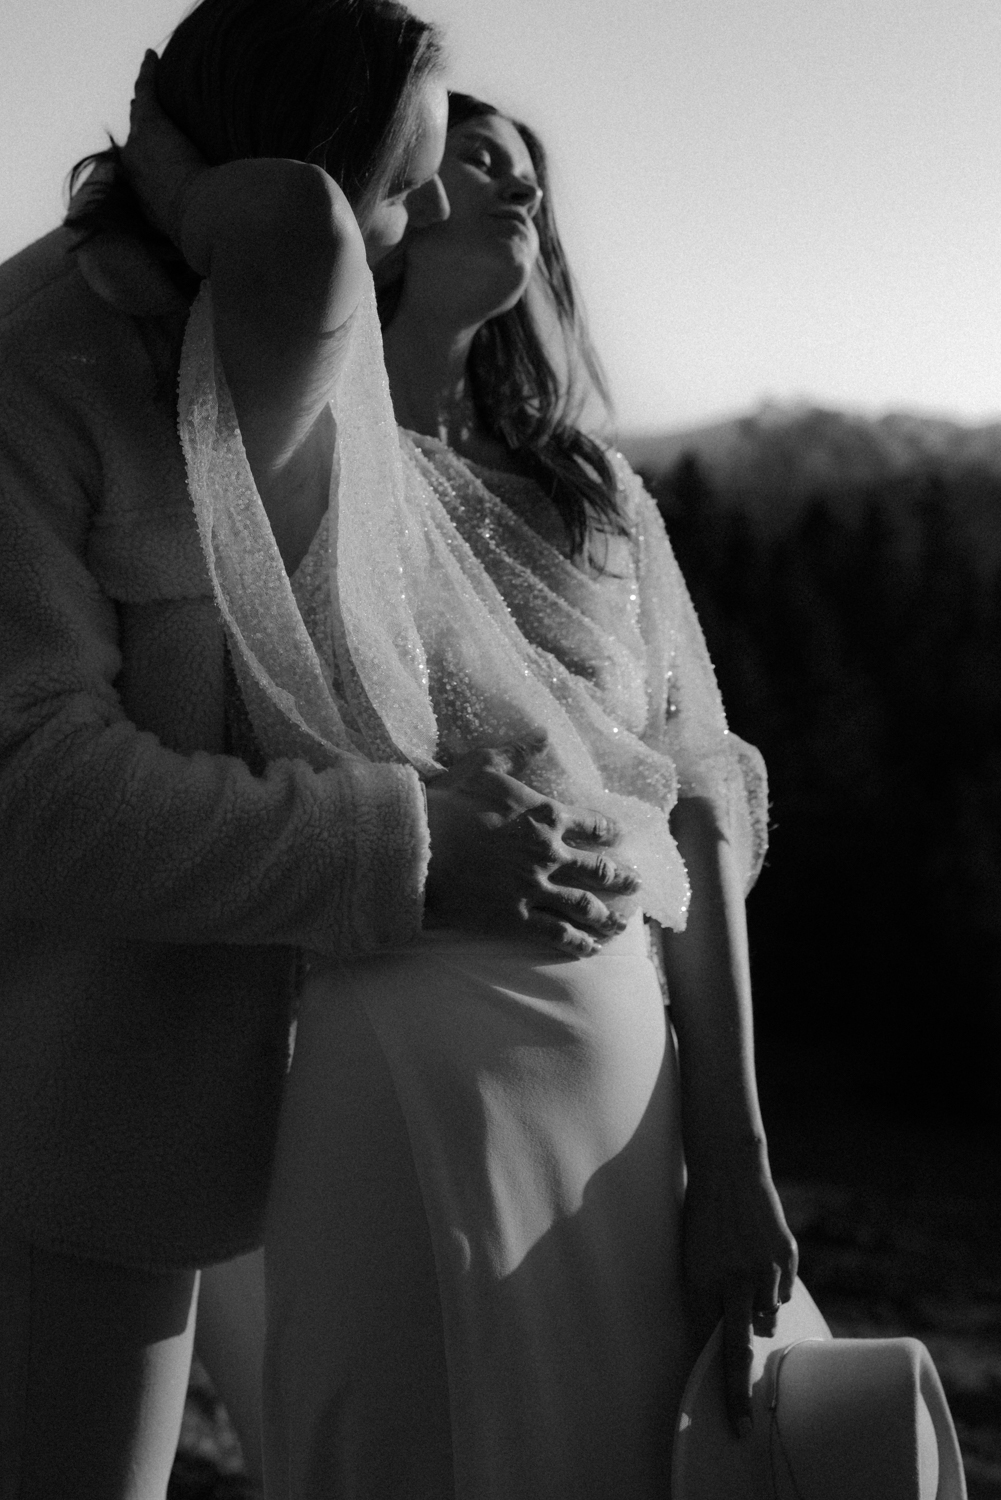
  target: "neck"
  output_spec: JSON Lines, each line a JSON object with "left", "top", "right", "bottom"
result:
{"left": 382, "top": 295, "right": 487, "bottom": 447}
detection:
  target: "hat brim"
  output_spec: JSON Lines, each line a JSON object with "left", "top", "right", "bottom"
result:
{"left": 672, "top": 1278, "right": 832, "bottom": 1500}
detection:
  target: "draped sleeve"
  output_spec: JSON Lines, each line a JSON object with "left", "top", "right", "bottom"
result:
{"left": 614, "top": 454, "right": 769, "bottom": 892}
{"left": 178, "top": 272, "right": 723, "bottom": 931}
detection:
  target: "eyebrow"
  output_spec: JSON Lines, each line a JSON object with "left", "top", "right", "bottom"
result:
{"left": 457, "top": 127, "right": 507, "bottom": 148}
{"left": 455, "top": 128, "right": 538, "bottom": 178}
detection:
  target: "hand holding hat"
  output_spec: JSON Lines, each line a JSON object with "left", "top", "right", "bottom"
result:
{"left": 673, "top": 1279, "right": 967, "bottom": 1500}
{"left": 682, "top": 1148, "right": 799, "bottom": 1435}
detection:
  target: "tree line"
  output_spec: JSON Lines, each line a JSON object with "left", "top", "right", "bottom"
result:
{"left": 650, "top": 453, "right": 1001, "bottom": 1122}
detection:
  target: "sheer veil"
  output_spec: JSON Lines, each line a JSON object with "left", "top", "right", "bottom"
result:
{"left": 178, "top": 270, "right": 765, "bottom": 930}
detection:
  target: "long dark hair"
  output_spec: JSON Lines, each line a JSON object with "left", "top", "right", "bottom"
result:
{"left": 379, "top": 91, "right": 623, "bottom": 558}
{"left": 66, "top": 0, "right": 443, "bottom": 295}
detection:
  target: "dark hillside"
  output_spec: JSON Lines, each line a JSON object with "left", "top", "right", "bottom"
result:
{"left": 646, "top": 446, "right": 1001, "bottom": 1121}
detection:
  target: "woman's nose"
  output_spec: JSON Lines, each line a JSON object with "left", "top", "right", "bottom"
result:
{"left": 407, "top": 175, "right": 450, "bottom": 230}
{"left": 503, "top": 176, "right": 543, "bottom": 217}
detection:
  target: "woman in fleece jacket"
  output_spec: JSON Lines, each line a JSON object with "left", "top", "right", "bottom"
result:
{"left": 0, "top": 4, "right": 634, "bottom": 1494}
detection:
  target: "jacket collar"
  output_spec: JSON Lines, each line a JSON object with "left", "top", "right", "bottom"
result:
{"left": 68, "top": 167, "right": 192, "bottom": 320}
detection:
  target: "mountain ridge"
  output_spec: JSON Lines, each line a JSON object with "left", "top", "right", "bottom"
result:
{"left": 619, "top": 401, "right": 1001, "bottom": 507}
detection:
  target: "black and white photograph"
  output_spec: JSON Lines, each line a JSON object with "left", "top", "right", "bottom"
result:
{"left": 1, "top": 1, "right": 998, "bottom": 1496}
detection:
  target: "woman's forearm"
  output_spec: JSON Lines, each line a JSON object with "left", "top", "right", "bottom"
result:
{"left": 664, "top": 798, "right": 797, "bottom": 1422}
{"left": 124, "top": 56, "right": 367, "bottom": 484}
{"left": 660, "top": 795, "right": 769, "bottom": 1176}
{"left": 179, "top": 160, "right": 367, "bottom": 538}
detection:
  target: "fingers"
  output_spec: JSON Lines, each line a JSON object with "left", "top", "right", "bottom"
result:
{"left": 433, "top": 745, "right": 548, "bottom": 809}
{"left": 778, "top": 1237, "right": 799, "bottom": 1303}
{"left": 750, "top": 1263, "right": 782, "bottom": 1339}
{"left": 130, "top": 50, "right": 160, "bottom": 120}
{"left": 750, "top": 1306, "right": 779, "bottom": 1339}
{"left": 721, "top": 1287, "right": 755, "bottom": 1439}
{"left": 536, "top": 885, "right": 627, "bottom": 940}
{"left": 561, "top": 807, "right": 622, "bottom": 848}
{"left": 439, "top": 753, "right": 628, "bottom": 871}
{"left": 551, "top": 847, "right": 639, "bottom": 896}
{"left": 504, "top": 734, "right": 549, "bottom": 778}
{"left": 473, "top": 736, "right": 548, "bottom": 781}
{"left": 524, "top": 912, "right": 601, "bottom": 958}
{"left": 731, "top": 1251, "right": 799, "bottom": 1431}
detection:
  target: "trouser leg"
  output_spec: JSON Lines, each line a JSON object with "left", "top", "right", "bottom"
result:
{"left": 0, "top": 1226, "right": 197, "bottom": 1500}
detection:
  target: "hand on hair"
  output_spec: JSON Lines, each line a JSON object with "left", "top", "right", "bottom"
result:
{"left": 423, "top": 742, "right": 642, "bottom": 956}
{"left": 121, "top": 50, "right": 210, "bottom": 256}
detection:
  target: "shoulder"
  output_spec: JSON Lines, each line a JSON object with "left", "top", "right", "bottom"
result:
{"left": 0, "top": 230, "right": 179, "bottom": 423}
{"left": 2, "top": 230, "right": 135, "bottom": 355}
{"left": 0, "top": 230, "right": 86, "bottom": 341}
{"left": 0, "top": 232, "right": 192, "bottom": 542}
{"left": 599, "top": 446, "right": 665, "bottom": 536}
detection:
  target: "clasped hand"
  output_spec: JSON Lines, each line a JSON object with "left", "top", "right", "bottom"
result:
{"left": 424, "top": 745, "right": 642, "bottom": 956}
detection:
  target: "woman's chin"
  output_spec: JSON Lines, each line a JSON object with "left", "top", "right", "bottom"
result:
{"left": 480, "top": 260, "right": 534, "bottom": 317}
{"left": 457, "top": 239, "right": 537, "bottom": 311}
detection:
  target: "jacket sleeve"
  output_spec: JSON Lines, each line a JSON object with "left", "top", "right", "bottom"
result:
{"left": 0, "top": 311, "right": 428, "bottom": 958}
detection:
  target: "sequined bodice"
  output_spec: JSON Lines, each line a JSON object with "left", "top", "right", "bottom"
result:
{"left": 289, "top": 457, "right": 654, "bottom": 744}
{"left": 179, "top": 272, "right": 768, "bottom": 916}
{"left": 290, "top": 514, "right": 336, "bottom": 684}
{"left": 429, "top": 453, "right": 653, "bottom": 738}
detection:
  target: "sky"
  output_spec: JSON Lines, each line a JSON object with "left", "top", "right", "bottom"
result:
{"left": 4, "top": 0, "right": 1001, "bottom": 433}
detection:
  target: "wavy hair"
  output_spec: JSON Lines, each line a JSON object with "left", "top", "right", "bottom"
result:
{"left": 378, "top": 91, "right": 623, "bottom": 558}
{"left": 66, "top": 0, "right": 443, "bottom": 295}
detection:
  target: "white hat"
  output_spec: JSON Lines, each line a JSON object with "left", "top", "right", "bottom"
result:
{"left": 672, "top": 1279, "right": 967, "bottom": 1500}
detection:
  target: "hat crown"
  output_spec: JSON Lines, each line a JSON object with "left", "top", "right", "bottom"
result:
{"left": 765, "top": 1339, "right": 940, "bottom": 1500}
{"left": 672, "top": 1281, "right": 967, "bottom": 1500}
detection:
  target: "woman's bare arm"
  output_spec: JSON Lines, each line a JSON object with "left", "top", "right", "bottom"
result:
{"left": 184, "top": 159, "right": 366, "bottom": 566}
{"left": 183, "top": 165, "right": 363, "bottom": 443}
{"left": 660, "top": 795, "right": 797, "bottom": 1433}
{"left": 124, "top": 54, "right": 366, "bottom": 566}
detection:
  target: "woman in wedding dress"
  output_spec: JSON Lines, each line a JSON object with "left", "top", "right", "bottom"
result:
{"left": 365, "top": 93, "right": 793, "bottom": 1497}
{"left": 133, "top": 71, "right": 797, "bottom": 1500}
{"left": 377, "top": 84, "right": 793, "bottom": 1413}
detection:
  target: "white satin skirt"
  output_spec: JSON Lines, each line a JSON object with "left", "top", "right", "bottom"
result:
{"left": 263, "top": 914, "right": 688, "bottom": 1500}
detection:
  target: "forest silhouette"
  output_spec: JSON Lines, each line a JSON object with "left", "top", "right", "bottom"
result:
{"left": 645, "top": 450, "right": 1001, "bottom": 1125}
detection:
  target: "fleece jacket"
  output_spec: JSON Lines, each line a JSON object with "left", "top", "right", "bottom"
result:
{"left": 0, "top": 229, "right": 428, "bottom": 1270}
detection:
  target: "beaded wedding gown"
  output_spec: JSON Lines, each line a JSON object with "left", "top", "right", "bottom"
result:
{"left": 179, "top": 276, "right": 767, "bottom": 1500}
